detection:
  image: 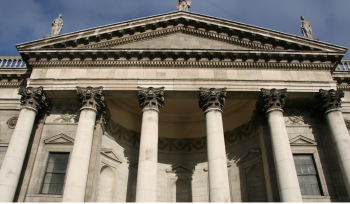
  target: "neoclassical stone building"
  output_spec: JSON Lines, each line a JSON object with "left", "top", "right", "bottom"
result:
{"left": 0, "top": 10, "right": 350, "bottom": 202}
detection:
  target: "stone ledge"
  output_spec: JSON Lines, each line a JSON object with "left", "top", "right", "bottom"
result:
{"left": 302, "top": 195, "right": 331, "bottom": 199}
{"left": 26, "top": 194, "right": 63, "bottom": 198}
{"left": 0, "top": 143, "right": 9, "bottom": 147}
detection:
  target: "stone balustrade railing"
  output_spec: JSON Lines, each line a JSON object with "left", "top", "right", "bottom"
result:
{"left": 336, "top": 60, "right": 350, "bottom": 71}
{"left": 0, "top": 56, "right": 26, "bottom": 68}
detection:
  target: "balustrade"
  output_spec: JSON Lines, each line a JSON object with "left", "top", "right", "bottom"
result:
{"left": 0, "top": 56, "right": 26, "bottom": 68}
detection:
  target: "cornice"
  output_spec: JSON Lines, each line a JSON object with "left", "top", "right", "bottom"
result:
{"left": 16, "top": 12, "right": 346, "bottom": 52}
{"left": 28, "top": 59, "right": 335, "bottom": 70}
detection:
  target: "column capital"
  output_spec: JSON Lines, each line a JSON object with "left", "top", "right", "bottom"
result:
{"left": 76, "top": 86, "right": 106, "bottom": 114}
{"left": 198, "top": 87, "right": 227, "bottom": 113}
{"left": 314, "top": 89, "right": 344, "bottom": 114}
{"left": 256, "top": 88, "right": 287, "bottom": 114}
{"left": 18, "top": 86, "right": 51, "bottom": 113}
{"left": 137, "top": 86, "right": 165, "bottom": 110}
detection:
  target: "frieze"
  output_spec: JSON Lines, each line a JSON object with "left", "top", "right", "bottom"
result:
{"left": 105, "top": 113, "right": 260, "bottom": 153}
{"left": 6, "top": 117, "right": 18, "bottom": 129}
{"left": 29, "top": 60, "right": 334, "bottom": 70}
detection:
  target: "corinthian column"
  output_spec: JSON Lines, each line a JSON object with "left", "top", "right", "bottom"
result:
{"left": 198, "top": 88, "right": 231, "bottom": 202}
{"left": 135, "top": 87, "right": 165, "bottom": 202}
{"left": 256, "top": 89, "right": 302, "bottom": 202}
{"left": 314, "top": 89, "right": 350, "bottom": 197}
{"left": 62, "top": 87, "right": 106, "bottom": 202}
{"left": 0, "top": 87, "right": 51, "bottom": 202}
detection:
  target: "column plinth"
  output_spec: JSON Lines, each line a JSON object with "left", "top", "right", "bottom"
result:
{"left": 315, "top": 89, "right": 350, "bottom": 197}
{"left": 257, "top": 88, "right": 302, "bottom": 202}
{"left": 199, "top": 87, "right": 231, "bottom": 202}
{"left": 62, "top": 86, "right": 106, "bottom": 202}
{"left": 135, "top": 87, "right": 164, "bottom": 202}
{"left": 0, "top": 87, "right": 51, "bottom": 202}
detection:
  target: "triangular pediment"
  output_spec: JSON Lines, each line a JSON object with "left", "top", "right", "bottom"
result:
{"left": 166, "top": 164, "right": 193, "bottom": 173}
{"left": 237, "top": 149, "right": 261, "bottom": 163}
{"left": 17, "top": 12, "right": 346, "bottom": 53}
{"left": 44, "top": 133, "right": 74, "bottom": 145}
{"left": 101, "top": 149, "right": 123, "bottom": 163}
{"left": 290, "top": 135, "right": 317, "bottom": 146}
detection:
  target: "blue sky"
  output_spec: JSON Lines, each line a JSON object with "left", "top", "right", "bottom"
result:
{"left": 1, "top": 0, "right": 350, "bottom": 58}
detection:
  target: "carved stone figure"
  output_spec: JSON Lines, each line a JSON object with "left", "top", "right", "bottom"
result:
{"left": 177, "top": 0, "right": 192, "bottom": 11}
{"left": 51, "top": 14, "right": 64, "bottom": 36}
{"left": 256, "top": 88, "right": 287, "bottom": 114}
{"left": 300, "top": 16, "right": 313, "bottom": 38}
{"left": 18, "top": 86, "right": 51, "bottom": 112}
{"left": 137, "top": 86, "right": 165, "bottom": 109}
{"left": 198, "top": 88, "right": 227, "bottom": 112}
{"left": 313, "top": 89, "right": 344, "bottom": 114}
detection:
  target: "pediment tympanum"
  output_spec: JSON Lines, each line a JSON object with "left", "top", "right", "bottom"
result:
{"left": 44, "top": 133, "right": 74, "bottom": 145}
{"left": 16, "top": 11, "right": 346, "bottom": 53}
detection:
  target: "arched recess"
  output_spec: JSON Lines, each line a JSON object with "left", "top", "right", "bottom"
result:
{"left": 97, "top": 166, "right": 115, "bottom": 202}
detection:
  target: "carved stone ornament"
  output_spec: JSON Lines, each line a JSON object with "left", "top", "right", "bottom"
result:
{"left": 345, "top": 119, "right": 350, "bottom": 129}
{"left": 137, "top": 86, "right": 165, "bottom": 110}
{"left": 76, "top": 86, "right": 106, "bottom": 113}
{"left": 314, "top": 89, "right": 344, "bottom": 114}
{"left": 198, "top": 87, "right": 227, "bottom": 113}
{"left": 6, "top": 117, "right": 18, "bottom": 129}
{"left": 54, "top": 107, "right": 77, "bottom": 123}
{"left": 256, "top": 88, "right": 287, "bottom": 114}
{"left": 285, "top": 110, "right": 307, "bottom": 125}
{"left": 18, "top": 86, "right": 51, "bottom": 112}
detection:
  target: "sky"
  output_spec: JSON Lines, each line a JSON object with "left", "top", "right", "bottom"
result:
{"left": 1, "top": 0, "right": 350, "bottom": 58}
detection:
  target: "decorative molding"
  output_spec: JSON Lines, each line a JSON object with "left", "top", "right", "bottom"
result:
{"left": 6, "top": 117, "right": 18, "bottom": 129}
{"left": 137, "top": 86, "right": 165, "bottom": 110}
{"left": 76, "top": 86, "right": 106, "bottom": 114}
{"left": 166, "top": 164, "right": 193, "bottom": 173}
{"left": 256, "top": 88, "right": 287, "bottom": 114}
{"left": 198, "top": 87, "right": 227, "bottom": 112}
{"left": 289, "top": 135, "right": 317, "bottom": 146}
{"left": 29, "top": 59, "right": 335, "bottom": 70}
{"left": 18, "top": 86, "right": 51, "bottom": 112}
{"left": 101, "top": 149, "right": 123, "bottom": 163}
{"left": 44, "top": 133, "right": 74, "bottom": 145}
{"left": 105, "top": 113, "right": 260, "bottom": 152}
{"left": 237, "top": 149, "right": 261, "bottom": 164}
{"left": 314, "top": 89, "right": 344, "bottom": 114}
{"left": 285, "top": 110, "right": 307, "bottom": 125}
{"left": 54, "top": 107, "right": 77, "bottom": 123}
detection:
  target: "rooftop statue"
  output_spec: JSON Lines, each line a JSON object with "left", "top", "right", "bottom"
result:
{"left": 44, "top": 14, "right": 63, "bottom": 38}
{"left": 177, "top": 0, "right": 192, "bottom": 11}
{"left": 300, "top": 16, "right": 319, "bottom": 41}
{"left": 51, "top": 14, "right": 64, "bottom": 36}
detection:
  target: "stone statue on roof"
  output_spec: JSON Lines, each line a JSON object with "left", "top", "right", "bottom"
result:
{"left": 177, "top": 0, "right": 192, "bottom": 11}
{"left": 51, "top": 14, "right": 64, "bottom": 36}
{"left": 300, "top": 16, "right": 312, "bottom": 38}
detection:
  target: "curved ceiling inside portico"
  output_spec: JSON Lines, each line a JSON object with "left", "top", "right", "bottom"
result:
{"left": 108, "top": 98, "right": 256, "bottom": 138}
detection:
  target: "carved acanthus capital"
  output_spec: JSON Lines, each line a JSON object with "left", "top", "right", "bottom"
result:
{"left": 76, "top": 86, "right": 106, "bottom": 113}
{"left": 314, "top": 89, "right": 344, "bottom": 114}
{"left": 137, "top": 87, "right": 165, "bottom": 110}
{"left": 256, "top": 88, "right": 287, "bottom": 114}
{"left": 198, "top": 87, "right": 227, "bottom": 113}
{"left": 18, "top": 86, "right": 51, "bottom": 113}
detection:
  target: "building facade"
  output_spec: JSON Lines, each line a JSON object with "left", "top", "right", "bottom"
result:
{"left": 0, "top": 11, "right": 350, "bottom": 202}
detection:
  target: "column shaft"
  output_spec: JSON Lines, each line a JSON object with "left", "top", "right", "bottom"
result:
{"left": 136, "top": 108, "right": 159, "bottom": 202}
{"left": 62, "top": 109, "right": 97, "bottom": 202}
{"left": 206, "top": 110, "right": 231, "bottom": 202}
{"left": 0, "top": 108, "right": 37, "bottom": 202}
{"left": 324, "top": 110, "right": 350, "bottom": 196}
{"left": 266, "top": 109, "right": 302, "bottom": 202}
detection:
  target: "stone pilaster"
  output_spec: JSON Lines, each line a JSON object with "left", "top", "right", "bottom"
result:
{"left": 199, "top": 87, "right": 231, "bottom": 202}
{"left": 314, "top": 89, "right": 350, "bottom": 197}
{"left": 62, "top": 86, "right": 106, "bottom": 202}
{"left": 256, "top": 88, "right": 302, "bottom": 202}
{"left": 0, "top": 86, "right": 51, "bottom": 202}
{"left": 136, "top": 87, "right": 164, "bottom": 202}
